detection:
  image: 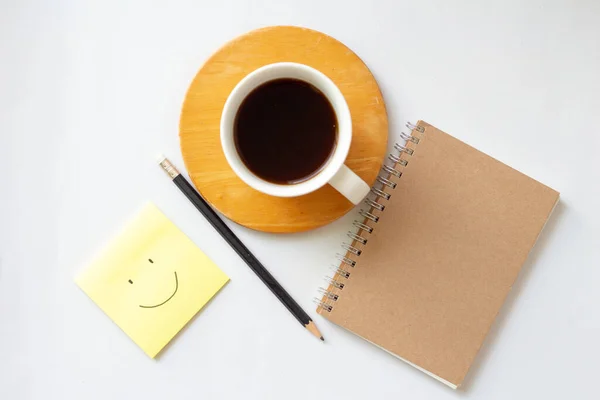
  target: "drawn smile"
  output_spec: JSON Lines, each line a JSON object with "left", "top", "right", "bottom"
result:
{"left": 139, "top": 271, "right": 179, "bottom": 309}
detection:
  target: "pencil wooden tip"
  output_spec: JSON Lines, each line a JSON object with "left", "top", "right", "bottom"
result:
{"left": 306, "top": 320, "right": 324, "bottom": 341}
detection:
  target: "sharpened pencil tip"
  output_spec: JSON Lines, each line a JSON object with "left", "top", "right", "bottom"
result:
{"left": 306, "top": 320, "right": 324, "bottom": 341}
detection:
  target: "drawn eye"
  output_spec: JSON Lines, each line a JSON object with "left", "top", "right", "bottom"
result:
{"left": 148, "top": 259, "right": 154, "bottom": 263}
{"left": 128, "top": 279, "right": 133, "bottom": 284}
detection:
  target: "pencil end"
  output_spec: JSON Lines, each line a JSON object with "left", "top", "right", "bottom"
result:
{"left": 157, "top": 156, "right": 180, "bottom": 179}
{"left": 306, "top": 320, "right": 324, "bottom": 342}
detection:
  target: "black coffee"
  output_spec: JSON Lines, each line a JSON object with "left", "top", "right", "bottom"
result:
{"left": 234, "top": 78, "right": 337, "bottom": 184}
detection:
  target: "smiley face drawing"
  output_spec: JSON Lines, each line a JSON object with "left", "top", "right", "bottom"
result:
{"left": 75, "top": 203, "right": 229, "bottom": 358}
{"left": 129, "top": 259, "right": 179, "bottom": 309}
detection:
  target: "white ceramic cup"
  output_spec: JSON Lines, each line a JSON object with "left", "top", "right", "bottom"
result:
{"left": 220, "top": 62, "right": 370, "bottom": 205}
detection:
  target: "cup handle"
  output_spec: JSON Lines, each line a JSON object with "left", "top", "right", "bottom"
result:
{"left": 329, "top": 164, "right": 370, "bottom": 205}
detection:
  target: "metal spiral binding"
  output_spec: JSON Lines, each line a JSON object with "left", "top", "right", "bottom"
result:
{"left": 359, "top": 209, "right": 379, "bottom": 222}
{"left": 394, "top": 143, "right": 414, "bottom": 156}
{"left": 364, "top": 197, "right": 385, "bottom": 211}
{"left": 317, "top": 288, "right": 339, "bottom": 301}
{"left": 324, "top": 276, "right": 345, "bottom": 289}
{"left": 316, "top": 121, "right": 424, "bottom": 313}
{"left": 341, "top": 243, "right": 362, "bottom": 256}
{"left": 400, "top": 131, "right": 420, "bottom": 144}
{"left": 382, "top": 164, "right": 401, "bottom": 178}
{"left": 370, "top": 187, "right": 391, "bottom": 201}
{"left": 347, "top": 231, "right": 368, "bottom": 245}
{"left": 406, "top": 121, "right": 425, "bottom": 133}
{"left": 331, "top": 266, "right": 351, "bottom": 279}
{"left": 388, "top": 153, "right": 408, "bottom": 166}
{"left": 313, "top": 298, "right": 333, "bottom": 312}
{"left": 336, "top": 253, "right": 356, "bottom": 267}
{"left": 377, "top": 176, "right": 397, "bottom": 189}
{"left": 353, "top": 221, "right": 373, "bottom": 233}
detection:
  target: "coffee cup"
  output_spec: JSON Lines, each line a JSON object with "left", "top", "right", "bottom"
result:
{"left": 220, "top": 62, "right": 370, "bottom": 205}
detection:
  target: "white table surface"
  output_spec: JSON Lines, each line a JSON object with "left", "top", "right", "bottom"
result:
{"left": 2, "top": 1, "right": 599, "bottom": 399}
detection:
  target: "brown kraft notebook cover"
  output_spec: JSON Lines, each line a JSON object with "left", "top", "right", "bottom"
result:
{"left": 316, "top": 121, "right": 559, "bottom": 388}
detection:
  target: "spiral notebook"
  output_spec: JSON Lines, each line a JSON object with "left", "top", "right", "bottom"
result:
{"left": 316, "top": 121, "right": 559, "bottom": 389}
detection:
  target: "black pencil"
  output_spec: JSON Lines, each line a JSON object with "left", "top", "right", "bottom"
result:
{"left": 158, "top": 156, "right": 324, "bottom": 341}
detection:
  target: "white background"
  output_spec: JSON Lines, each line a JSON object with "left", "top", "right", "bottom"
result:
{"left": 1, "top": 1, "right": 599, "bottom": 399}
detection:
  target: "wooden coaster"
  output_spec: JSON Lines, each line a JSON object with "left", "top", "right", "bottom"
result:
{"left": 180, "top": 26, "right": 388, "bottom": 233}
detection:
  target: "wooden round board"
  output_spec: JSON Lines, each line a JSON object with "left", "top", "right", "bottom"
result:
{"left": 180, "top": 26, "right": 388, "bottom": 233}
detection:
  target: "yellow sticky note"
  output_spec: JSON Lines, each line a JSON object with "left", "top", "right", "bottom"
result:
{"left": 75, "top": 203, "right": 229, "bottom": 358}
